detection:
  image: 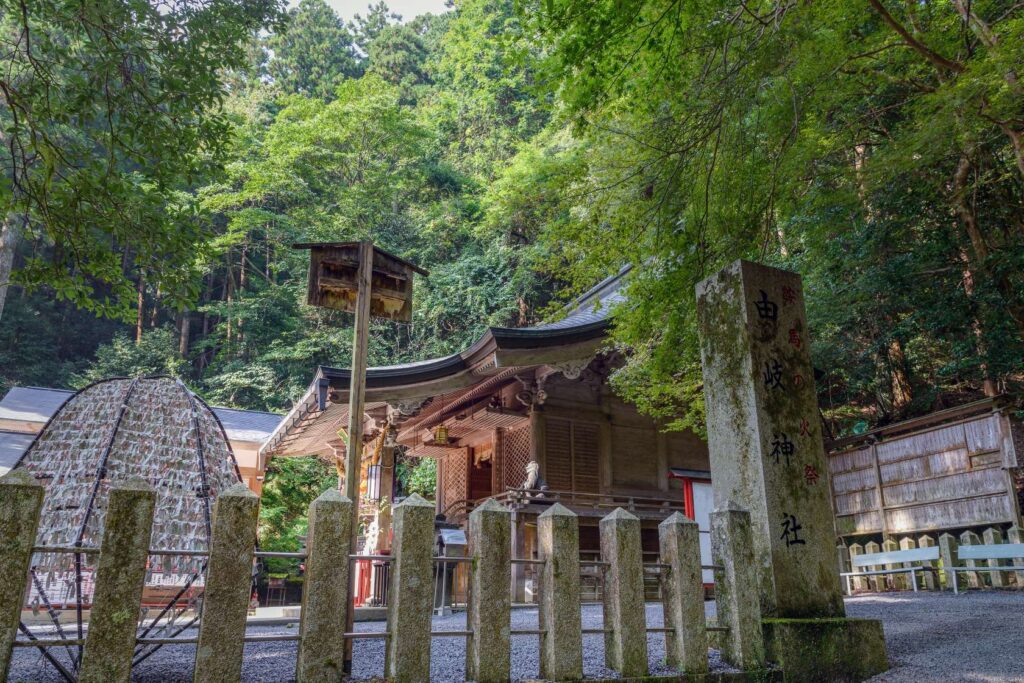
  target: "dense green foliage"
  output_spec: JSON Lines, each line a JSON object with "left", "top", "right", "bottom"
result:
{"left": 3, "top": 0, "right": 1023, "bottom": 447}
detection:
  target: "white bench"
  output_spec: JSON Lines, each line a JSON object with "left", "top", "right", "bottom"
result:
{"left": 951, "top": 543, "right": 1024, "bottom": 594}
{"left": 841, "top": 546, "right": 939, "bottom": 593}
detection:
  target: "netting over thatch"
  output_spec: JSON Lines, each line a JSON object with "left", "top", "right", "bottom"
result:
{"left": 15, "top": 376, "right": 241, "bottom": 580}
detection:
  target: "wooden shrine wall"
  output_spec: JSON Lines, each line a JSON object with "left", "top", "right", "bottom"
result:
{"left": 829, "top": 412, "right": 1022, "bottom": 537}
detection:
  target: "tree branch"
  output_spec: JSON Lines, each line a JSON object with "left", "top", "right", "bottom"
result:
{"left": 866, "top": 0, "right": 965, "bottom": 73}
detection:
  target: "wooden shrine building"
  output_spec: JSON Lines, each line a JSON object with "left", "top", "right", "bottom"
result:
{"left": 262, "top": 269, "right": 714, "bottom": 600}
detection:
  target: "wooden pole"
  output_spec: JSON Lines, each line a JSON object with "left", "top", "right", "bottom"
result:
{"left": 343, "top": 240, "right": 374, "bottom": 672}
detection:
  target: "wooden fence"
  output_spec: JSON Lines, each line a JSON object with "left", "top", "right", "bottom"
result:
{"left": 0, "top": 471, "right": 770, "bottom": 683}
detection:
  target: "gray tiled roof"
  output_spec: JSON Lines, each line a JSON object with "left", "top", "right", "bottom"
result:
{"left": 0, "top": 386, "right": 282, "bottom": 447}
{"left": 531, "top": 265, "right": 628, "bottom": 330}
{"left": 0, "top": 386, "right": 74, "bottom": 423}
{"left": 0, "top": 431, "right": 34, "bottom": 475}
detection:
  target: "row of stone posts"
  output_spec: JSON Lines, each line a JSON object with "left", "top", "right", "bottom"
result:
{"left": 838, "top": 526, "right": 1024, "bottom": 593}
{"left": 1, "top": 469, "right": 769, "bottom": 683}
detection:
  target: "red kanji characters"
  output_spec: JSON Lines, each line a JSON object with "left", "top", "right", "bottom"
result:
{"left": 799, "top": 418, "right": 811, "bottom": 437}
{"left": 788, "top": 327, "right": 802, "bottom": 349}
{"left": 782, "top": 285, "right": 797, "bottom": 305}
{"left": 804, "top": 464, "right": 819, "bottom": 485}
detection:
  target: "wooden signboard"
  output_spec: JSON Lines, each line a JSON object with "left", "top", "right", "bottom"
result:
{"left": 295, "top": 242, "right": 428, "bottom": 322}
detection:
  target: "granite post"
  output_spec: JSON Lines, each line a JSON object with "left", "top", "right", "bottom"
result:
{"left": 882, "top": 539, "right": 905, "bottom": 590}
{"left": 864, "top": 541, "right": 883, "bottom": 592}
{"left": 385, "top": 494, "right": 434, "bottom": 683}
{"left": 466, "top": 499, "right": 511, "bottom": 683}
{"left": 79, "top": 478, "right": 156, "bottom": 683}
{"left": 1007, "top": 526, "right": 1024, "bottom": 586}
{"left": 837, "top": 544, "right": 851, "bottom": 595}
{"left": 599, "top": 508, "right": 647, "bottom": 677}
{"left": 296, "top": 489, "right": 353, "bottom": 683}
{"left": 0, "top": 470, "right": 44, "bottom": 682}
{"left": 917, "top": 535, "right": 938, "bottom": 591}
{"left": 898, "top": 537, "right": 917, "bottom": 589}
{"left": 659, "top": 512, "right": 708, "bottom": 675}
{"left": 959, "top": 531, "right": 983, "bottom": 588}
{"left": 194, "top": 483, "right": 260, "bottom": 683}
{"left": 710, "top": 502, "right": 765, "bottom": 670}
{"left": 696, "top": 260, "right": 844, "bottom": 618}
{"left": 537, "top": 503, "right": 583, "bottom": 681}
{"left": 697, "top": 260, "right": 886, "bottom": 679}
{"left": 847, "top": 543, "right": 867, "bottom": 592}
{"left": 982, "top": 527, "right": 1010, "bottom": 587}
{"left": 938, "top": 533, "right": 962, "bottom": 591}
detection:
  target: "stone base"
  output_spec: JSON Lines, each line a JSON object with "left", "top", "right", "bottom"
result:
{"left": 762, "top": 618, "right": 888, "bottom": 682}
{"left": 524, "top": 673, "right": 781, "bottom": 683}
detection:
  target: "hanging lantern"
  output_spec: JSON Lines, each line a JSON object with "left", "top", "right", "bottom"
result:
{"left": 433, "top": 423, "right": 449, "bottom": 446}
{"left": 368, "top": 464, "right": 385, "bottom": 501}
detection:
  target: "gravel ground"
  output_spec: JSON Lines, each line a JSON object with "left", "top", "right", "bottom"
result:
{"left": 8, "top": 592, "right": 1024, "bottom": 682}
{"left": 846, "top": 591, "right": 1024, "bottom": 683}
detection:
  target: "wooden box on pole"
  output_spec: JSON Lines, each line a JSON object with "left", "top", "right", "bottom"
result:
{"left": 295, "top": 240, "right": 427, "bottom": 673}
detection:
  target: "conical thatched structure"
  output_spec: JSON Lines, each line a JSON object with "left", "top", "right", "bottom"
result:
{"left": 15, "top": 376, "right": 242, "bottom": 579}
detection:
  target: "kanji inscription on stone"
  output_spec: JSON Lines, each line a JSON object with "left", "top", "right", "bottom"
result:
{"left": 696, "top": 259, "right": 844, "bottom": 618}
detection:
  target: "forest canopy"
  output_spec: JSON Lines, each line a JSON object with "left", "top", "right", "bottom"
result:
{"left": 2, "top": 0, "right": 1023, "bottom": 443}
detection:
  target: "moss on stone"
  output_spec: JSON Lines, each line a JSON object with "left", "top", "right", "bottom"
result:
{"left": 762, "top": 617, "right": 888, "bottom": 682}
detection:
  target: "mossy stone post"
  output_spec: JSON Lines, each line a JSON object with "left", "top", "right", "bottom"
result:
{"left": 847, "top": 544, "right": 867, "bottom": 592}
{"left": 982, "top": 527, "right": 1010, "bottom": 587}
{"left": 1007, "top": 526, "right": 1024, "bottom": 586}
{"left": 898, "top": 537, "right": 917, "bottom": 589}
{"left": 959, "top": 531, "right": 983, "bottom": 588}
{"left": 837, "top": 544, "right": 851, "bottom": 595}
{"left": 466, "top": 499, "right": 511, "bottom": 683}
{"left": 79, "top": 478, "right": 156, "bottom": 683}
{"left": 599, "top": 508, "right": 647, "bottom": 677}
{"left": 882, "top": 539, "right": 905, "bottom": 590}
{"left": 296, "top": 489, "right": 353, "bottom": 683}
{"left": 537, "top": 503, "right": 582, "bottom": 681}
{"left": 864, "top": 541, "right": 883, "bottom": 592}
{"left": 711, "top": 502, "right": 764, "bottom": 670}
{"left": 194, "top": 483, "right": 260, "bottom": 683}
{"left": 917, "top": 535, "right": 938, "bottom": 591}
{"left": 385, "top": 493, "right": 434, "bottom": 683}
{"left": 938, "top": 533, "right": 962, "bottom": 591}
{"left": 695, "top": 260, "right": 844, "bottom": 618}
{"left": 697, "top": 261, "right": 887, "bottom": 680}
{"left": 0, "top": 470, "right": 44, "bottom": 682}
{"left": 659, "top": 512, "right": 708, "bottom": 675}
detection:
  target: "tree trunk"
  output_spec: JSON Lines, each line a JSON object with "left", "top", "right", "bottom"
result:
{"left": 887, "top": 337, "right": 913, "bottom": 413}
{"left": 179, "top": 312, "right": 191, "bottom": 357}
{"left": 953, "top": 153, "right": 1024, "bottom": 336}
{"left": 135, "top": 272, "right": 146, "bottom": 344}
{"left": 0, "top": 214, "right": 21, "bottom": 324}
{"left": 960, "top": 250, "right": 998, "bottom": 397}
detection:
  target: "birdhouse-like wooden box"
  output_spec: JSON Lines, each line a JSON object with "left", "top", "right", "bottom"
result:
{"left": 294, "top": 242, "right": 428, "bottom": 322}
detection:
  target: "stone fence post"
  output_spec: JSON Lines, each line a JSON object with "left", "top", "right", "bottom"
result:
{"left": 659, "top": 512, "right": 708, "bottom": 675}
{"left": 600, "top": 508, "right": 647, "bottom": 677}
{"left": 538, "top": 503, "right": 582, "bottom": 681}
{"left": 917, "top": 535, "right": 938, "bottom": 591}
{"left": 959, "top": 531, "right": 983, "bottom": 588}
{"left": 0, "top": 471, "right": 44, "bottom": 682}
{"left": 467, "top": 499, "right": 511, "bottom": 683}
{"left": 1008, "top": 526, "right": 1024, "bottom": 586}
{"left": 847, "top": 543, "right": 867, "bottom": 592}
{"left": 864, "top": 541, "right": 882, "bottom": 592}
{"left": 710, "top": 501, "right": 764, "bottom": 670}
{"left": 296, "top": 489, "right": 353, "bottom": 683}
{"left": 194, "top": 483, "right": 260, "bottom": 683}
{"left": 79, "top": 478, "right": 156, "bottom": 683}
{"left": 385, "top": 493, "right": 435, "bottom": 683}
{"left": 982, "top": 527, "right": 1011, "bottom": 587}
{"left": 938, "top": 533, "right": 961, "bottom": 591}
{"left": 836, "top": 544, "right": 851, "bottom": 595}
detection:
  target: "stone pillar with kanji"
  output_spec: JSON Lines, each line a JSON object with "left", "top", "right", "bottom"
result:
{"left": 697, "top": 260, "right": 888, "bottom": 680}
{"left": 696, "top": 260, "right": 843, "bottom": 618}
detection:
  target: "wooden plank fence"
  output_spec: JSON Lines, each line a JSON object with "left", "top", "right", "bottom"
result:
{"left": 0, "top": 474, "right": 771, "bottom": 682}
